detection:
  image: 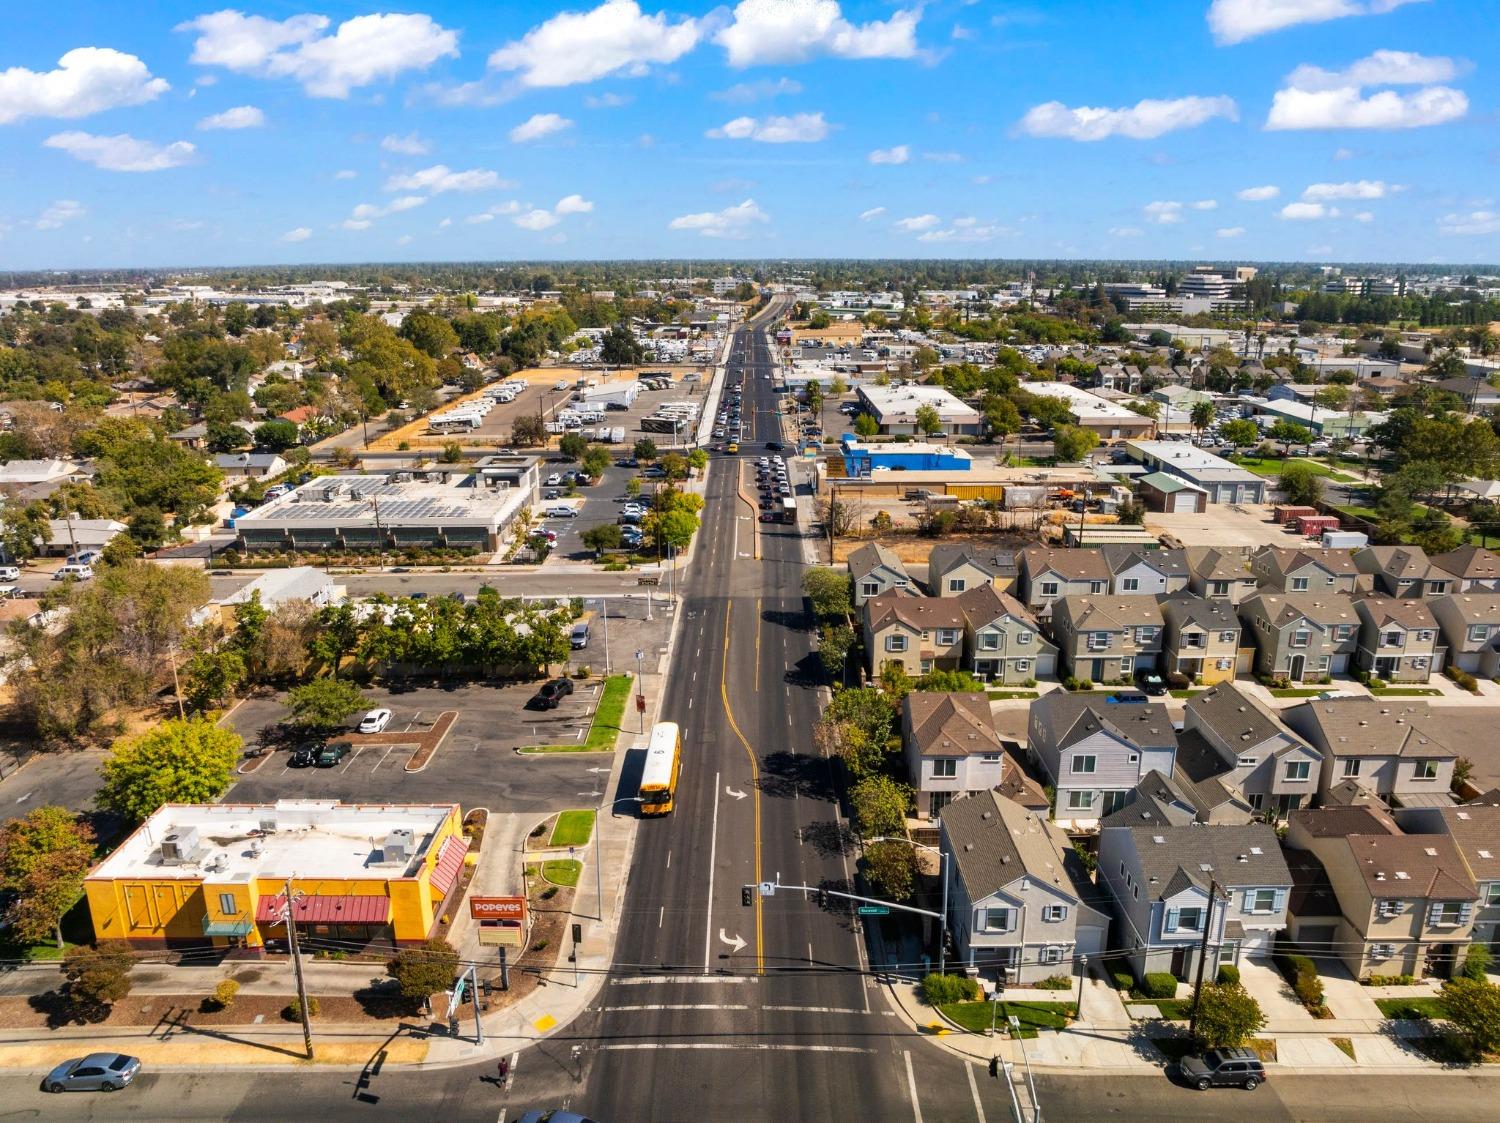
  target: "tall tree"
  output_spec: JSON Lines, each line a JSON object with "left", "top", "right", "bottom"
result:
{"left": 96, "top": 718, "right": 243, "bottom": 823}
{"left": 0, "top": 807, "right": 95, "bottom": 948}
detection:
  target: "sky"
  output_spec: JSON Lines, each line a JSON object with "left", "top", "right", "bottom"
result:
{"left": 1, "top": 0, "right": 1497, "bottom": 269}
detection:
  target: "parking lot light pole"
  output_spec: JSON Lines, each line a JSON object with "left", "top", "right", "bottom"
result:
{"left": 601, "top": 598, "right": 611, "bottom": 674}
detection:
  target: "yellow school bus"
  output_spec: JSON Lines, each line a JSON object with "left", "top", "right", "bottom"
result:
{"left": 639, "top": 721, "right": 682, "bottom": 815}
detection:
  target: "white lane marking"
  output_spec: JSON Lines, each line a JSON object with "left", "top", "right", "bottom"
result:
{"left": 703, "top": 769, "right": 721, "bottom": 973}
{"left": 611, "top": 976, "right": 752, "bottom": 986}
{"left": 966, "top": 1062, "right": 987, "bottom": 1123}
{"left": 666, "top": 851, "right": 671, "bottom": 869}
{"left": 904, "top": 1051, "right": 924, "bottom": 1123}
{"left": 599, "top": 1043, "right": 871, "bottom": 1054}
{"left": 762, "top": 1005, "right": 870, "bottom": 1015}
{"left": 658, "top": 905, "right": 665, "bottom": 928}
{"left": 600, "top": 1004, "right": 750, "bottom": 1012}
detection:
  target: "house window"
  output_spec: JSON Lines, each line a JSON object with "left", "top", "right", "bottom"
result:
{"left": 1334, "top": 624, "right": 1353, "bottom": 641}
{"left": 1290, "top": 629, "right": 1311, "bottom": 648}
{"left": 948, "top": 578, "right": 966, "bottom": 593}
{"left": 1121, "top": 578, "right": 1140, "bottom": 592}
{"left": 1042, "top": 904, "right": 1070, "bottom": 922}
{"left": 1412, "top": 657, "right": 1428, "bottom": 670}
{"left": 1087, "top": 632, "right": 1111, "bottom": 651}
{"left": 1015, "top": 660, "right": 1030, "bottom": 672}
{"left": 1414, "top": 760, "right": 1440, "bottom": 781}
{"left": 1167, "top": 906, "right": 1204, "bottom": 933}
{"left": 980, "top": 632, "right": 1000, "bottom": 650}
{"left": 1039, "top": 581, "right": 1059, "bottom": 597}
{"left": 1342, "top": 759, "right": 1361, "bottom": 777}
{"left": 886, "top": 635, "right": 908, "bottom": 653}
{"left": 861, "top": 581, "right": 880, "bottom": 598}
{"left": 982, "top": 753, "right": 1002, "bottom": 762}
{"left": 983, "top": 908, "right": 1015, "bottom": 933}
{"left": 1136, "top": 626, "right": 1158, "bottom": 644}
{"left": 1017, "top": 630, "right": 1033, "bottom": 645}
{"left": 1377, "top": 899, "right": 1404, "bottom": 918}
{"left": 1247, "top": 889, "right": 1277, "bottom": 914}
{"left": 1209, "top": 581, "right": 1230, "bottom": 597}
{"left": 1120, "top": 657, "right": 1135, "bottom": 675}
{"left": 1486, "top": 883, "right": 1500, "bottom": 907}
{"left": 1315, "top": 655, "right": 1330, "bottom": 671}
{"left": 1417, "top": 630, "right": 1433, "bottom": 642}
{"left": 1236, "top": 755, "right": 1257, "bottom": 768}
{"left": 1072, "top": 755, "right": 1097, "bottom": 774}
{"left": 1040, "top": 946, "right": 1063, "bottom": 965}
{"left": 1370, "top": 943, "right": 1396, "bottom": 960}
{"left": 1290, "top": 577, "right": 1310, "bottom": 592}
{"left": 1430, "top": 902, "right": 1467, "bottom": 926}
{"left": 1067, "top": 790, "right": 1094, "bottom": 810}
{"left": 937, "top": 628, "right": 959, "bottom": 646}
{"left": 1381, "top": 630, "right": 1403, "bottom": 648}
{"left": 1182, "top": 632, "right": 1205, "bottom": 649}
{"left": 1284, "top": 760, "right": 1311, "bottom": 781}
{"left": 218, "top": 893, "right": 237, "bottom": 916}
{"left": 932, "top": 759, "right": 958, "bottom": 779}
{"left": 1089, "top": 581, "right": 1106, "bottom": 594}
{"left": 1469, "top": 624, "right": 1490, "bottom": 643}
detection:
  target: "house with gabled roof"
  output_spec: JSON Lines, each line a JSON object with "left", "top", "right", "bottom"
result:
{"left": 1396, "top": 800, "right": 1500, "bottom": 961}
{"left": 1282, "top": 697, "right": 1460, "bottom": 807}
{"left": 1353, "top": 545, "right": 1455, "bottom": 599}
{"left": 1238, "top": 591, "right": 1360, "bottom": 682}
{"left": 1352, "top": 596, "right": 1444, "bottom": 682}
{"left": 1016, "top": 546, "right": 1109, "bottom": 618}
{"left": 1027, "top": 693, "right": 1177, "bottom": 827}
{"left": 1429, "top": 593, "right": 1500, "bottom": 676}
{"left": 954, "top": 584, "right": 1056, "bottom": 684}
{"left": 1159, "top": 593, "right": 1243, "bottom": 685}
{"left": 1249, "top": 546, "right": 1363, "bottom": 595}
{"left": 848, "top": 543, "right": 913, "bottom": 606}
{"left": 1185, "top": 546, "right": 1259, "bottom": 604}
{"left": 1430, "top": 545, "right": 1500, "bottom": 593}
{"left": 1181, "top": 683, "right": 1323, "bottom": 819}
{"left": 927, "top": 543, "right": 1018, "bottom": 597}
{"left": 1050, "top": 595, "right": 1165, "bottom": 683}
{"left": 902, "top": 692, "right": 1007, "bottom": 819}
{"left": 1100, "top": 545, "right": 1190, "bottom": 596}
{"left": 862, "top": 592, "right": 966, "bottom": 678}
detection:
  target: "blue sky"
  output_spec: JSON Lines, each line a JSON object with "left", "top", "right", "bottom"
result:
{"left": 1, "top": 0, "right": 1496, "bottom": 268}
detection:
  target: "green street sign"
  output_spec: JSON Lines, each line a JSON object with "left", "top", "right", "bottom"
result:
{"left": 857, "top": 906, "right": 890, "bottom": 916}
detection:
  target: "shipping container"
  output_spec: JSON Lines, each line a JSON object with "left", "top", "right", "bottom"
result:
{"left": 1273, "top": 505, "right": 1319, "bottom": 524}
{"left": 1321, "top": 530, "right": 1369, "bottom": 549}
{"left": 1295, "top": 514, "right": 1341, "bottom": 535}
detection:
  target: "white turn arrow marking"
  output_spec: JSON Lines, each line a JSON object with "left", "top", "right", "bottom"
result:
{"left": 719, "top": 929, "right": 747, "bottom": 953}
{"left": 725, "top": 786, "right": 747, "bottom": 800}
{"left": 586, "top": 767, "right": 611, "bottom": 774}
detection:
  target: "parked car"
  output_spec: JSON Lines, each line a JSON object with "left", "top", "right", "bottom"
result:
{"left": 615, "top": 457, "right": 639, "bottom": 468}
{"left": 358, "top": 708, "right": 393, "bottom": 733}
{"left": 1134, "top": 669, "right": 1167, "bottom": 696}
{"left": 0, "top": 566, "right": 19, "bottom": 581}
{"left": 54, "top": 564, "right": 94, "bottom": 581}
{"left": 544, "top": 489, "right": 560, "bottom": 500}
{"left": 289, "top": 746, "right": 318, "bottom": 767}
{"left": 1177, "top": 1047, "right": 1266, "bottom": 1091}
{"left": 545, "top": 473, "right": 562, "bottom": 486}
{"left": 44, "top": 1053, "right": 141, "bottom": 1094}
{"left": 529, "top": 678, "right": 575, "bottom": 710}
{"left": 546, "top": 505, "right": 578, "bottom": 518}
{"left": 314, "top": 742, "right": 351, "bottom": 768}
{"left": 571, "top": 621, "right": 591, "bottom": 649}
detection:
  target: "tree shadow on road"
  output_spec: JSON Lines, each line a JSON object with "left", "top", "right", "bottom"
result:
{"left": 801, "top": 818, "right": 856, "bottom": 859}
{"left": 760, "top": 751, "right": 836, "bottom": 803}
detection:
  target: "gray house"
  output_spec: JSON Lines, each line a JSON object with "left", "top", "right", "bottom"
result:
{"left": 1101, "top": 545, "right": 1190, "bottom": 596}
{"left": 1249, "top": 547, "right": 1363, "bottom": 595}
{"left": 1098, "top": 823, "right": 1293, "bottom": 979}
{"left": 1282, "top": 697, "right": 1460, "bottom": 806}
{"left": 1049, "top": 595, "right": 1165, "bottom": 682}
{"left": 1027, "top": 693, "right": 1177, "bottom": 827}
{"left": 940, "top": 791, "right": 1110, "bottom": 984}
{"left": 1159, "top": 593, "right": 1243, "bottom": 686}
{"left": 1181, "top": 683, "right": 1324, "bottom": 819}
{"left": 1430, "top": 546, "right": 1500, "bottom": 593}
{"left": 902, "top": 692, "right": 1007, "bottom": 820}
{"left": 1354, "top": 546, "right": 1455, "bottom": 599}
{"left": 1017, "top": 546, "right": 1110, "bottom": 618}
{"left": 1352, "top": 597, "right": 1444, "bottom": 683}
{"left": 1239, "top": 591, "right": 1360, "bottom": 681}
{"left": 956, "top": 584, "right": 1057, "bottom": 685}
{"left": 927, "top": 543, "right": 1019, "bottom": 597}
{"left": 1185, "top": 546, "right": 1259, "bottom": 605}
{"left": 1428, "top": 593, "right": 1500, "bottom": 676}
{"left": 849, "top": 543, "right": 913, "bottom": 606}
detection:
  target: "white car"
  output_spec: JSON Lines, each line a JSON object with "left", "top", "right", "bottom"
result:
{"left": 553, "top": 380, "right": 571, "bottom": 391}
{"left": 358, "top": 708, "right": 393, "bottom": 733}
{"left": 545, "top": 473, "right": 562, "bottom": 485}
{"left": 546, "top": 505, "right": 578, "bottom": 518}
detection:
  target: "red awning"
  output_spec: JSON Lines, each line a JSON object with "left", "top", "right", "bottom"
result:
{"left": 430, "top": 835, "right": 470, "bottom": 897}
{"left": 256, "top": 893, "right": 391, "bottom": 925}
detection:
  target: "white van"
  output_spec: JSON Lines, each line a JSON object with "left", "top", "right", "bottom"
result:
{"left": 0, "top": 566, "right": 19, "bottom": 582}
{"left": 54, "top": 564, "right": 94, "bottom": 581}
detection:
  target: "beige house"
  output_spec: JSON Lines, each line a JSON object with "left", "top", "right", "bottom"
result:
{"left": 1159, "top": 593, "right": 1243, "bottom": 685}
{"left": 848, "top": 543, "right": 913, "bottom": 607}
{"left": 1430, "top": 545, "right": 1500, "bottom": 593}
{"left": 862, "top": 593, "right": 966, "bottom": 677}
{"left": 1185, "top": 546, "right": 1259, "bottom": 604}
{"left": 1354, "top": 546, "right": 1455, "bottom": 599}
{"left": 1017, "top": 546, "right": 1110, "bottom": 618}
{"left": 1282, "top": 697, "right": 1459, "bottom": 805}
{"left": 1049, "top": 595, "right": 1165, "bottom": 683}
{"left": 1353, "top": 597, "right": 1444, "bottom": 682}
{"left": 1396, "top": 801, "right": 1500, "bottom": 956}
{"left": 1287, "top": 807, "right": 1478, "bottom": 979}
{"left": 1238, "top": 591, "right": 1360, "bottom": 682}
{"left": 1429, "top": 593, "right": 1500, "bottom": 676}
{"left": 954, "top": 584, "right": 1056, "bottom": 684}
{"left": 901, "top": 692, "right": 1006, "bottom": 819}
{"left": 1249, "top": 547, "right": 1363, "bottom": 595}
{"left": 927, "top": 544, "right": 1018, "bottom": 596}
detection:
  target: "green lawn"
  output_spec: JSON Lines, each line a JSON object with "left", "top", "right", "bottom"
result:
{"left": 939, "top": 1000, "right": 1076, "bottom": 1037}
{"left": 519, "top": 674, "right": 633, "bottom": 753}
{"left": 1128, "top": 998, "right": 1193, "bottom": 1020}
{"left": 1374, "top": 687, "right": 1443, "bottom": 697}
{"left": 1233, "top": 456, "right": 1356, "bottom": 483}
{"left": 1376, "top": 997, "right": 1446, "bottom": 1020}
{"left": 541, "top": 859, "right": 582, "bottom": 887}
{"left": 1270, "top": 688, "right": 1330, "bottom": 698}
{"left": 1169, "top": 689, "right": 1205, "bottom": 698}
{"left": 987, "top": 690, "right": 1040, "bottom": 700}
{"left": 549, "top": 809, "right": 596, "bottom": 848}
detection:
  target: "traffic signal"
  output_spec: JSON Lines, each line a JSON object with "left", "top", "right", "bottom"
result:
{"left": 742, "top": 885, "right": 754, "bottom": 907}
{"left": 814, "top": 888, "right": 827, "bottom": 907}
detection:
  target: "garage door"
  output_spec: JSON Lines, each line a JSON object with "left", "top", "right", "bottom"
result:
{"left": 1170, "top": 491, "right": 1198, "bottom": 513}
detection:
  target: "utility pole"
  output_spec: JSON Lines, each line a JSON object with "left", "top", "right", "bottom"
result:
{"left": 1187, "top": 878, "right": 1219, "bottom": 1039}
{"left": 167, "top": 641, "right": 185, "bottom": 719}
{"left": 468, "top": 964, "right": 484, "bottom": 1044}
{"left": 593, "top": 812, "right": 604, "bottom": 922}
{"left": 282, "top": 878, "right": 314, "bottom": 1059}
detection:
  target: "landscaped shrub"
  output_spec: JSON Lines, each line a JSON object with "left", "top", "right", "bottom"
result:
{"left": 1364, "top": 974, "right": 1417, "bottom": 987}
{"left": 212, "top": 979, "right": 239, "bottom": 1010}
{"left": 922, "top": 972, "right": 981, "bottom": 1005}
{"left": 1447, "top": 665, "right": 1481, "bottom": 694}
{"left": 1294, "top": 971, "right": 1325, "bottom": 1010}
{"left": 1166, "top": 672, "right": 1191, "bottom": 690}
{"left": 1141, "top": 972, "right": 1179, "bottom": 999}
{"left": 1216, "top": 964, "right": 1241, "bottom": 986}
{"left": 1063, "top": 676, "right": 1094, "bottom": 692}
{"left": 1035, "top": 975, "right": 1073, "bottom": 991}
{"left": 285, "top": 996, "right": 319, "bottom": 1021}
{"left": 1112, "top": 970, "right": 1136, "bottom": 992}
{"left": 1461, "top": 944, "right": 1491, "bottom": 982}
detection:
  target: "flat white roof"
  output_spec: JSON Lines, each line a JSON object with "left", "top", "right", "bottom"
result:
{"left": 858, "top": 384, "right": 980, "bottom": 422}
{"left": 1024, "top": 381, "right": 1144, "bottom": 421}
{"left": 842, "top": 440, "right": 972, "bottom": 461}
{"left": 236, "top": 473, "right": 526, "bottom": 530}
{"left": 90, "top": 800, "right": 457, "bottom": 882}
{"left": 1125, "top": 440, "right": 1263, "bottom": 484}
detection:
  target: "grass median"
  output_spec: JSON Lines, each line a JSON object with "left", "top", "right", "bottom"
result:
{"left": 519, "top": 674, "right": 633, "bottom": 753}
{"left": 938, "top": 1000, "right": 1077, "bottom": 1038}
{"left": 549, "top": 809, "right": 596, "bottom": 847}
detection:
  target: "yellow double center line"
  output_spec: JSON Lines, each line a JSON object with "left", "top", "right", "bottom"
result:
{"left": 719, "top": 599, "right": 764, "bottom": 974}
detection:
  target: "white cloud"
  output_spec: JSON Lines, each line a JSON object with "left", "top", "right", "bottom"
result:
{"left": 334, "top": 168, "right": 357, "bottom": 180}
{"left": 197, "top": 104, "right": 265, "bottom": 130}
{"left": 894, "top": 213, "right": 941, "bottom": 232}
{"left": 487, "top": 1, "right": 700, "bottom": 88}
{"left": 1439, "top": 211, "right": 1500, "bottom": 236}
{"left": 177, "top": 10, "right": 458, "bottom": 98}
{"left": 1267, "top": 85, "right": 1467, "bottom": 130}
{"left": 554, "top": 194, "right": 594, "bottom": 215}
{"left": 715, "top": 0, "right": 921, "bottom": 67}
{"left": 34, "top": 199, "right": 85, "bottom": 230}
{"left": 343, "top": 195, "right": 426, "bottom": 228}
{"left": 584, "top": 92, "right": 632, "bottom": 108}
{"left": 1237, "top": 185, "right": 1280, "bottom": 201}
{"left": 514, "top": 209, "right": 559, "bottom": 231}
{"left": 1353, "top": 211, "right": 1375, "bottom": 222}
{"left": 384, "top": 165, "right": 513, "bottom": 193}
{"left": 668, "top": 198, "right": 769, "bottom": 238}
{"left": 1333, "top": 147, "right": 1357, "bottom": 160}
{"left": 510, "top": 195, "right": 594, "bottom": 232}
{"left": 1144, "top": 200, "right": 1185, "bottom": 225}
{"left": 859, "top": 206, "right": 886, "bottom": 221}
{"left": 381, "top": 132, "right": 430, "bottom": 155}
{"left": 466, "top": 201, "right": 522, "bottom": 224}
{"left": 1192, "top": 199, "right": 1218, "bottom": 211}
{"left": 712, "top": 76, "right": 802, "bottom": 103}
{"left": 1109, "top": 226, "right": 1143, "bottom": 237}
{"left": 1017, "top": 95, "right": 1237, "bottom": 141}
{"left": 1217, "top": 226, "right": 1246, "bottom": 238}
{"left": 1302, "top": 179, "right": 1399, "bottom": 200}
{"left": 0, "top": 46, "right": 169, "bottom": 125}
{"left": 281, "top": 226, "right": 312, "bottom": 242}
{"left": 868, "top": 144, "right": 910, "bottom": 165}
{"left": 707, "top": 112, "right": 829, "bottom": 143}
{"left": 1279, "top": 201, "right": 1340, "bottom": 220}
{"left": 923, "top": 150, "right": 963, "bottom": 163}
{"left": 43, "top": 131, "right": 195, "bottom": 172}
{"left": 1284, "top": 49, "right": 1467, "bottom": 92}
{"left": 918, "top": 222, "right": 1012, "bottom": 244}
{"left": 1206, "top": 0, "right": 1430, "bottom": 46}
{"left": 509, "top": 113, "right": 574, "bottom": 143}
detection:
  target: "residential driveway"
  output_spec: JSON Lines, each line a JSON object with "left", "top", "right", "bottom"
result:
{"left": 1318, "top": 961, "right": 1387, "bottom": 1022}
{"left": 1238, "top": 956, "right": 1316, "bottom": 1029}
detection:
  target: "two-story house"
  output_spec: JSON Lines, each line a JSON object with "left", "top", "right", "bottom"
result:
{"left": 1238, "top": 591, "right": 1360, "bottom": 681}
{"left": 1099, "top": 823, "right": 1293, "bottom": 980}
{"left": 1027, "top": 693, "right": 1177, "bottom": 827}
{"left": 1353, "top": 546, "right": 1455, "bottom": 599}
{"left": 1428, "top": 593, "right": 1500, "bottom": 677}
{"left": 1180, "top": 683, "right": 1325, "bottom": 819}
{"left": 1101, "top": 767, "right": 1253, "bottom": 827}
{"left": 1430, "top": 545, "right": 1500, "bottom": 593}
{"left": 1286, "top": 807, "right": 1478, "bottom": 978}
{"left": 1353, "top": 597, "right": 1444, "bottom": 682}
{"left": 1249, "top": 546, "right": 1363, "bottom": 595}
{"left": 1185, "top": 547, "right": 1259, "bottom": 604}
{"left": 1397, "top": 800, "right": 1500, "bottom": 957}
{"left": 955, "top": 584, "right": 1057, "bottom": 684}
{"left": 862, "top": 593, "right": 966, "bottom": 677}
{"left": 849, "top": 543, "right": 913, "bottom": 607}
{"left": 1049, "top": 595, "right": 1165, "bottom": 682}
{"left": 940, "top": 791, "right": 1110, "bottom": 983}
{"left": 1282, "top": 697, "right": 1460, "bottom": 805}
{"left": 927, "top": 544, "right": 1018, "bottom": 597}
{"left": 1101, "top": 546, "right": 1190, "bottom": 596}
{"left": 1159, "top": 593, "right": 1243, "bottom": 685}
{"left": 1016, "top": 546, "right": 1110, "bottom": 619}
{"left": 902, "top": 692, "right": 1007, "bottom": 819}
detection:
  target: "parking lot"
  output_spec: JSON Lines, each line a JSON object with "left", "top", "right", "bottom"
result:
{"left": 1145, "top": 504, "right": 1292, "bottom": 548}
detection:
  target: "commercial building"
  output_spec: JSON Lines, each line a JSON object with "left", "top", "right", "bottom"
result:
{"left": 84, "top": 800, "right": 469, "bottom": 953}
{"left": 838, "top": 437, "right": 972, "bottom": 475}
{"left": 855, "top": 384, "right": 981, "bottom": 436}
{"left": 1123, "top": 440, "right": 1267, "bottom": 505}
{"left": 1249, "top": 398, "right": 1384, "bottom": 439}
{"left": 233, "top": 463, "right": 539, "bottom": 555}
{"left": 1022, "top": 381, "right": 1155, "bottom": 442}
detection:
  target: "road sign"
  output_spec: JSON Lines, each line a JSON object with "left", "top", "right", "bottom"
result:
{"left": 470, "top": 896, "right": 527, "bottom": 922}
{"left": 758, "top": 881, "right": 776, "bottom": 897}
{"left": 857, "top": 906, "right": 890, "bottom": 917}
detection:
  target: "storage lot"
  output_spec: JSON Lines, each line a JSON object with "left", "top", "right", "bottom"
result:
{"left": 1145, "top": 504, "right": 1292, "bottom": 548}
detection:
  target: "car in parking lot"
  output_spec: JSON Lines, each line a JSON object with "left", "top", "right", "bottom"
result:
{"left": 289, "top": 745, "right": 318, "bottom": 767}
{"left": 314, "top": 742, "right": 351, "bottom": 768}
{"left": 546, "top": 505, "right": 578, "bottom": 518}
{"left": 614, "top": 457, "right": 638, "bottom": 468}
{"left": 532, "top": 528, "right": 559, "bottom": 545}
{"left": 571, "top": 621, "right": 591, "bottom": 649}
{"left": 543, "top": 489, "right": 560, "bottom": 500}
{"left": 545, "top": 473, "right": 562, "bottom": 485}
{"left": 358, "top": 708, "right": 393, "bottom": 733}
{"left": 642, "top": 466, "right": 666, "bottom": 479}
{"left": 528, "top": 678, "right": 575, "bottom": 710}
{"left": 1177, "top": 1047, "right": 1266, "bottom": 1091}
{"left": 44, "top": 1053, "right": 141, "bottom": 1094}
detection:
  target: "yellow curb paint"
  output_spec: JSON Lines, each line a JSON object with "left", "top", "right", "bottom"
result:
{"left": 533, "top": 1014, "right": 558, "bottom": 1033}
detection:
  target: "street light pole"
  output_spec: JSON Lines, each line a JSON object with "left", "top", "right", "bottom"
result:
{"left": 635, "top": 648, "right": 645, "bottom": 734}
{"left": 1076, "top": 953, "right": 1088, "bottom": 1022}
{"left": 281, "top": 878, "right": 313, "bottom": 1060}
{"left": 868, "top": 836, "right": 950, "bottom": 976}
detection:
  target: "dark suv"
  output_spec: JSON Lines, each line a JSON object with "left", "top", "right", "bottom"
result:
{"left": 529, "top": 678, "right": 575, "bottom": 710}
{"left": 1178, "top": 1047, "right": 1266, "bottom": 1091}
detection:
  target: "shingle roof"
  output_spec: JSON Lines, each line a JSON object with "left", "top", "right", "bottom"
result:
{"left": 1243, "top": 591, "right": 1358, "bottom": 630}
{"left": 1101, "top": 545, "right": 1189, "bottom": 579}
{"left": 1355, "top": 596, "right": 1438, "bottom": 630}
{"left": 1431, "top": 545, "right": 1500, "bottom": 582}
{"left": 1255, "top": 546, "right": 1361, "bottom": 579}
{"left": 1185, "top": 546, "right": 1254, "bottom": 584}
{"left": 1122, "top": 823, "right": 1292, "bottom": 896}
{"left": 1170, "top": 729, "right": 1246, "bottom": 814}
{"left": 1430, "top": 593, "right": 1500, "bottom": 626}
{"left": 1019, "top": 545, "right": 1110, "bottom": 583}
{"left": 953, "top": 583, "right": 1037, "bottom": 630}
{"left": 865, "top": 591, "right": 965, "bottom": 635}
{"left": 1428, "top": 805, "right": 1500, "bottom": 882}
{"left": 905, "top": 692, "right": 1002, "bottom": 758}
{"left": 943, "top": 790, "right": 1094, "bottom": 899}
{"left": 1341, "top": 833, "right": 1476, "bottom": 899}
{"left": 1159, "top": 592, "right": 1241, "bottom": 634}
{"left": 1289, "top": 805, "right": 1401, "bottom": 839}
{"left": 849, "top": 543, "right": 909, "bottom": 581}
{"left": 1100, "top": 770, "right": 1201, "bottom": 829}
{"left": 1286, "top": 697, "right": 1459, "bottom": 759}
{"left": 928, "top": 543, "right": 1018, "bottom": 583}
{"left": 1030, "top": 693, "right": 1177, "bottom": 754}
{"left": 1053, "top": 595, "right": 1165, "bottom": 632}
{"left": 1185, "top": 683, "right": 1285, "bottom": 749}
{"left": 1355, "top": 545, "right": 1438, "bottom": 581}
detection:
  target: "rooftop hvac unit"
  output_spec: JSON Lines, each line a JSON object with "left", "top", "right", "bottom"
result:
{"left": 258, "top": 817, "right": 278, "bottom": 833}
{"left": 159, "top": 826, "right": 202, "bottom": 865}
{"left": 381, "top": 828, "right": 415, "bottom": 865}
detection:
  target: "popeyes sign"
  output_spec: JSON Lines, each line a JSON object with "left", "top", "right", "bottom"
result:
{"left": 469, "top": 896, "right": 527, "bottom": 922}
